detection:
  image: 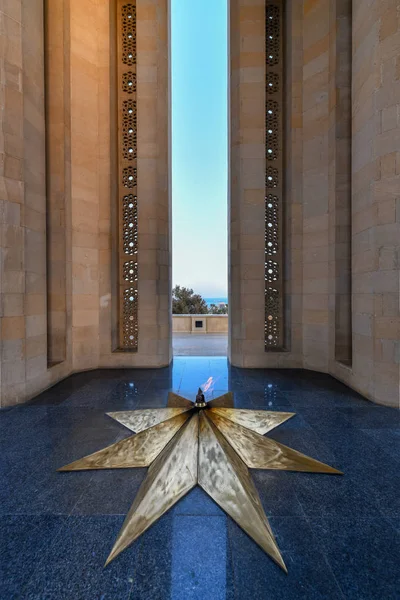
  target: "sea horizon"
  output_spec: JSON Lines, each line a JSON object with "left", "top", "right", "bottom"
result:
{"left": 204, "top": 297, "right": 228, "bottom": 306}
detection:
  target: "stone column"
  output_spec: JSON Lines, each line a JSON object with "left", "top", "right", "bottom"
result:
{"left": 98, "top": 0, "right": 172, "bottom": 368}
{"left": 349, "top": 0, "right": 400, "bottom": 407}
{"left": 229, "top": 0, "right": 267, "bottom": 367}
{"left": 229, "top": 0, "right": 303, "bottom": 368}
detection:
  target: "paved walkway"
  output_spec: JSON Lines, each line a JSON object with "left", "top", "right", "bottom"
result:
{"left": 173, "top": 333, "right": 228, "bottom": 356}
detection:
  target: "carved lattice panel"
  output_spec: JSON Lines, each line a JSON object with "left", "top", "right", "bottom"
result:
{"left": 122, "top": 100, "right": 137, "bottom": 160}
{"left": 265, "top": 195, "right": 279, "bottom": 255}
{"left": 122, "top": 194, "right": 138, "bottom": 256}
{"left": 121, "top": 4, "right": 136, "bottom": 65}
{"left": 123, "top": 287, "right": 138, "bottom": 349}
{"left": 122, "top": 71, "right": 136, "bottom": 93}
{"left": 265, "top": 1, "right": 284, "bottom": 349}
{"left": 118, "top": 1, "right": 138, "bottom": 350}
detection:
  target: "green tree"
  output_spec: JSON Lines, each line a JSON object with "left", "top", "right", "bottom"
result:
{"left": 209, "top": 303, "right": 228, "bottom": 315}
{"left": 172, "top": 286, "right": 208, "bottom": 314}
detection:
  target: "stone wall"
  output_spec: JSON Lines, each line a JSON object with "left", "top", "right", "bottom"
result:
{"left": 1, "top": 0, "right": 399, "bottom": 408}
{"left": 299, "top": 0, "right": 400, "bottom": 407}
{"left": 0, "top": 0, "right": 171, "bottom": 407}
{"left": 344, "top": 0, "right": 400, "bottom": 406}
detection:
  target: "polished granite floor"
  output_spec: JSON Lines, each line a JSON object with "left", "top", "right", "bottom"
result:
{"left": 1, "top": 358, "right": 399, "bottom": 599}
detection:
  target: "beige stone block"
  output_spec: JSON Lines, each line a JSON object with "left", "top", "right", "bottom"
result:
{"left": 2, "top": 293, "right": 23, "bottom": 316}
{"left": 1, "top": 315, "right": 25, "bottom": 339}
{"left": 26, "top": 334, "right": 46, "bottom": 360}
{"left": 2, "top": 269, "right": 24, "bottom": 293}
{"left": 26, "top": 314, "right": 46, "bottom": 338}
{"left": 377, "top": 197, "right": 396, "bottom": 224}
{"left": 2, "top": 359, "right": 25, "bottom": 387}
{"left": 375, "top": 316, "right": 399, "bottom": 340}
{"left": 379, "top": 5, "right": 398, "bottom": 41}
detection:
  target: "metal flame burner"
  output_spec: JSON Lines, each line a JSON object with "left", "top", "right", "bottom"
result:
{"left": 194, "top": 387, "right": 207, "bottom": 408}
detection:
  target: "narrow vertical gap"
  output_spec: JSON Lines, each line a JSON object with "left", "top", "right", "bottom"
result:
{"left": 334, "top": 1, "right": 352, "bottom": 365}
{"left": 171, "top": 0, "right": 228, "bottom": 357}
{"left": 44, "top": 0, "right": 67, "bottom": 366}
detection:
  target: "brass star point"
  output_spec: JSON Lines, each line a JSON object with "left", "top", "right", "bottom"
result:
{"left": 58, "top": 390, "right": 342, "bottom": 572}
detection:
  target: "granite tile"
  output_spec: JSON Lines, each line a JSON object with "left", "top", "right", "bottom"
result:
{"left": 311, "top": 517, "right": 400, "bottom": 600}
{"left": 0, "top": 515, "right": 64, "bottom": 599}
{"left": 22, "top": 516, "right": 136, "bottom": 599}
{"left": 228, "top": 516, "right": 344, "bottom": 599}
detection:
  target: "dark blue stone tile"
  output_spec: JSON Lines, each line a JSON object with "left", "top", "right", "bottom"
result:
{"left": 282, "top": 390, "right": 372, "bottom": 409}
{"left": 294, "top": 472, "right": 383, "bottom": 518}
{"left": 361, "top": 428, "right": 400, "bottom": 461}
{"left": 129, "top": 513, "right": 172, "bottom": 600}
{"left": 36, "top": 407, "right": 125, "bottom": 438}
{"left": 243, "top": 388, "right": 295, "bottom": 409}
{"left": 297, "top": 407, "right": 358, "bottom": 433}
{"left": 27, "top": 371, "right": 97, "bottom": 406}
{"left": 0, "top": 406, "right": 52, "bottom": 446}
{"left": 61, "top": 379, "right": 120, "bottom": 407}
{"left": 311, "top": 517, "right": 400, "bottom": 600}
{"left": 313, "top": 430, "right": 400, "bottom": 517}
{"left": 0, "top": 514, "right": 64, "bottom": 599}
{"left": 12, "top": 468, "right": 93, "bottom": 515}
{"left": 72, "top": 468, "right": 147, "bottom": 515}
{"left": 388, "top": 518, "right": 400, "bottom": 533}
{"left": 252, "top": 470, "right": 304, "bottom": 517}
{"left": 266, "top": 429, "right": 338, "bottom": 465}
{"left": 228, "top": 516, "right": 344, "bottom": 599}
{"left": 22, "top": 516, "right": 136, "bottom": 599}
{"left": 339, "top": 406, "right": 400, "bottom": 429}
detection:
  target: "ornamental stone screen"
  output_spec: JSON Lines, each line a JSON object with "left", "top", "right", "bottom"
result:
{"left": 265, "top": 1, "right": 284, "bottom": 350}
{"left": 117, "top": 2, "right": 138, "bottom": 350}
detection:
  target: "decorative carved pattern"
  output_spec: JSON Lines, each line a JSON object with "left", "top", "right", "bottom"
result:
{"left": 265, "top": 260, "right": 279, "bottom": 283}
{"left": 122, "top": 71, "right": 136, "bottom": 93}
{"left": 265, "top": 5, "right": 280, "bottom": 66}
{"left": 266, "top": 73, "right": 279, "bottom": 94}
{"left": 266, "top": 101, "right": 279, "bottom": 160}
{"left": 122, "top": 100, "right": 137, "bottom": 160}
{"left": 265, "top": 194, "right": 279, "bottom": 255}
{"left": 266, "top": 167, "right": 278, "bottom": 188}
{"left": 122, "top": 4, "right": 136, "bottom": 65}
{"left": 265, "top": 288, "right": 279, "bottom": 347}
{"left": 123, "top": 194, "right": 138, "bottom": 256}
{"left": 265, "top": 1, "right": 283, "bottom": 349}
{"left": 118, "top": 2, "right": 138, "bottom": 350}
{"left": 123, "top": 166, "right": 137, "bottom": 188}
{"left": 123, "top": 260, "right": 138, "bottom": 283}
{"left": 123, "top": 287, "right": 138, "bottom": 349}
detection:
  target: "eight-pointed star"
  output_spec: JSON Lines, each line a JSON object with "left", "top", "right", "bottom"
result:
{"left": 58, "top": 390, "right": 342, "bottom": 572}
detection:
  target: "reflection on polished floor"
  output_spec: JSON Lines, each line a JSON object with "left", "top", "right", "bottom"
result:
{"left": 1, "top": 357, "right": 399, "bottom": 599}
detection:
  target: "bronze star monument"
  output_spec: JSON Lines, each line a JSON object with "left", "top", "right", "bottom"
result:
{"left": 58, "top": 388, "right": 342, "bottom": 572}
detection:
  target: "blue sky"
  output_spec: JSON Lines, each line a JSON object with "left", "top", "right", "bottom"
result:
{"left": 171, "top": 0, "right": 228, "bottom": 298}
